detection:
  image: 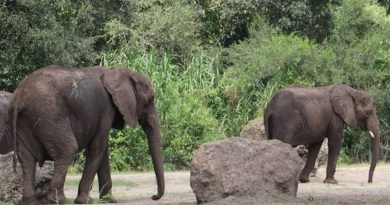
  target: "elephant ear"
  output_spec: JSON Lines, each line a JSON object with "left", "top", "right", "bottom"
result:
{"left": 330, "top": 86, "right": 357, "bottom": 128}
{"left": 102, "top": 68, "right": 138, "bottom": 128}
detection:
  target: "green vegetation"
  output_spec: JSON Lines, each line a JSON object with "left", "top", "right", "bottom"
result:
{"left": 1, "top": 0, "right": 389, "bottom": 170}
{"left": 102, "top": 51, "right": 225, "bottom": 170}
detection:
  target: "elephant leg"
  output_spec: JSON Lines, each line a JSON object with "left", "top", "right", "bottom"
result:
{"left": 18, "top": 144, "right": 41, "bottom": 205}
{"left": 75, "top": 127, "right": 110, "bottom": 204}
{"left": 323, "top": 116, "right": 343, "bottom": 184}
{"left": 324, "top": 141, "right": 342, "bottom": 184}
{"left": 299, "top": 140, "right": 323, "bottom": 183}
{"left": 310, "top": 157, "right": 320, "bottom": 177}
{"left": 42, "top": 148, "right": 76, "bottom": 203}
{"left": 97, "top": 147, "right": 117, "bottom": 203}
{"left": 36, "top": 123, "right": 78, "bottom": 204}
{"left": 40, "top": 159, "right": 74, "bottom": 204}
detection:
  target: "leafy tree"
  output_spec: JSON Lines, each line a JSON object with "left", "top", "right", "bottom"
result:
{"left": 0, "top": 0, "right": 136, "bottom": 91}
{"left": 196, "top": 0, "right": 336, "bottom": 47}
{"left": 259, "top": 0, "right": 336, "bottom": 43}
{"left": 0, "top": 0, "right": 94, "bottom": 90}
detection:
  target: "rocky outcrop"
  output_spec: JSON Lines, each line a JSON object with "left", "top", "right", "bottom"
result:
{"left": 0, "top": 152, "right": 53, "bottom": 202}
{"left": 190, "top": 137, "right": 303, "bottom": 203}
{"left": 240, "top": 118, "right": 266, "bottom": 141}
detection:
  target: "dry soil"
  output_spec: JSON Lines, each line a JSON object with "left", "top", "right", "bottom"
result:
{"left": 64, "top": 164, "right": 390, "bottom": 205}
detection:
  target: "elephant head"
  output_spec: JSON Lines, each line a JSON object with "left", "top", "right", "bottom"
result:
{"left": 331, "top": 85, "right": 380, "bottom": 183}
{"left": 102, "top": 68, "right": 164, "bottom": 199}
{"left": 0, "top": 91, "right": 12, "bottom": 154}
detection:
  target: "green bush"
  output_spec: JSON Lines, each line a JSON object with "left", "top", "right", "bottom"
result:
{"left": 101, "top": 50, "right": 225, "bottom": 170}
{"left": 104, "top": 0, "right": 201, "bottom": 66}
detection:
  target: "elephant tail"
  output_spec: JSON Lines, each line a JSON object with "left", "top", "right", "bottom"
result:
{"left": 264, "top": 107, "right": 273, "bottom": 140}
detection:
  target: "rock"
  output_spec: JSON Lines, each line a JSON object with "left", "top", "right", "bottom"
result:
{"left": 0, "top": 152, "right": 54, "bottom": 202}
{"left": 190, "top": 137, "right": 303, "bottom": 203}
{"left": 240, "top": 118, "right": 265, "bottom": 141}
{"left": 209, "top": 194, "right": 304, "bottom": 205}
{"left": 240, "top": 118, "right": 328, "bottom": 177}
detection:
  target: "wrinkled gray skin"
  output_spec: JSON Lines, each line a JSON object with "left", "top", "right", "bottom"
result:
{"left": 264, "top": 84, "right": 380, "bottom": 184}
{"left": 10, "top": 65, "right": 164, "bottom": 205}
{"left": 0, "top": 91, "right": 12, "bottom": 154}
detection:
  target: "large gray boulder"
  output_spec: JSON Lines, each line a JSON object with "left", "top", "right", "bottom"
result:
{"left": 0, "top": 152, "right": 54, "bottom": 202}
{"left": 190, "top": 137, "right": 303, "bottom": 203}
{"left": 240, "top": 118, "right": 328, "bottom": 177}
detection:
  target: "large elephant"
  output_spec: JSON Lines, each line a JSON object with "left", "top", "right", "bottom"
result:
{"left": 0, "top": 91, "right": 12, "bottom": 154}
{"left": 10, "top": 65, "right": 164, "bottom": 204}
{"left": 264, "top": 84, "right": 380, "bottom": 184}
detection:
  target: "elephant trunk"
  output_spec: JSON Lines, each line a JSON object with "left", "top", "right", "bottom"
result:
{"left": 141, "top": 106, "right": 165, "bottom": 200}
{"left": 367, "top": 115, "right": 381, "bottom": 183}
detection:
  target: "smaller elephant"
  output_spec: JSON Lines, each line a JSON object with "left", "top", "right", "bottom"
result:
{"left": 0, "top": 91, "right": 12, "bottom": 154}
{"left": 264, "top": 84, "right": 381, "bottom": 184}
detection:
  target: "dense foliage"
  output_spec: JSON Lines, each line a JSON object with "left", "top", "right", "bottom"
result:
{"left": 1, "top": 0, "right": 389, "bottom": 170}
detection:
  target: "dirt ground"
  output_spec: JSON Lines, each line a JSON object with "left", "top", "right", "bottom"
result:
{"left": 64, "top": 164, "right": 390, "bottom": 205}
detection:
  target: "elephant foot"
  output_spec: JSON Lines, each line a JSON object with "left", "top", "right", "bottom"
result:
{"left": 99, "top": 193, "right": 118, "bottom": 203}
{"left": 299, "top": 175, "right": 310, "bottom": 183}
{"left": 75, "top": 193, "right": 94, "bottom": 204}
{"left": 323, "top": 177, "right": 338, "bottom": 184}
{"left": 38, "top": 194, "right": 66, "bottom": 204}
{"left": 38, "top": 188, "right": 66, "bottom": 204}
{"left": 19, "top": 197, "right": 42, "bottom": 205}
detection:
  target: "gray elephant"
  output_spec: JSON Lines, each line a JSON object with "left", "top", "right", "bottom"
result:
{"left": 0, "top": 91, "right": 12, "bottom": 154}
{"left": 264, "top": 84, "right": 380, "bottom": 184}
{"left": 10, "top": 65, "right": 164, "bottom": 204}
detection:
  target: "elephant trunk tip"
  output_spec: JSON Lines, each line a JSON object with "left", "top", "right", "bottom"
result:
{"left": 368, "top": 168, "right": 375, "bottom": 183}
{"left": 151, "top": 193, "right": 163, "bottom": 200}
{"left": 151, "top": 184, "right": 164, "bottom": 200}
{"left": 368, "top": 172, "right": 373, "bottom": 183}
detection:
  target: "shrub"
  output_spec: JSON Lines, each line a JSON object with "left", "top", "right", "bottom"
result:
{"left": 101, "top": 50, "right": 225, "bottom": 170}
{"left": 331, "top": 0, "right": 389, "bottom": 45}
{"left": 104, "top": 0, "right": 202, "bottom": 66}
